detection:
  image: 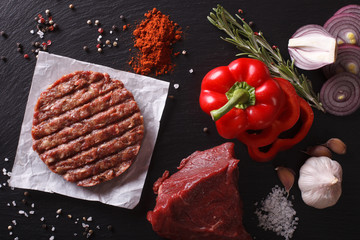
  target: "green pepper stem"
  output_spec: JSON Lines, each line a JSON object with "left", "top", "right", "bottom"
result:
{"left": 211, "top": 89, "right": 249, "bottom": 121}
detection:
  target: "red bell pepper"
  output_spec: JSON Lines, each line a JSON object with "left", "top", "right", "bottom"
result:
{"left": 236, "top": 78, "right": 301, "bottom": 147}
{"left": 200, "top": 58, "right": 285, "bottom": 139}
{"left": 247, "top": 96, "right": 314, "bottom": 162}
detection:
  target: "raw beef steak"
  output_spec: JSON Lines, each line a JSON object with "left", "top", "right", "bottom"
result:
{"left": 147, "top": 142, "right": 252, "bottom": 240}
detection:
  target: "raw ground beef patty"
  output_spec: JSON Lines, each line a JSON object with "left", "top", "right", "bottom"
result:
{"left": 31, "top": 71, "right": 144, "bottom": 187}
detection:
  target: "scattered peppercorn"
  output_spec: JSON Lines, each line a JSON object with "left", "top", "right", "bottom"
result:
{"left": 17, "top": 43, "right": 23, "bottom": 48}
{"left": 113, "top": 41, "right": 118, "bottom": 47}
{"left": 249, "top": 21, "right": 254, "bottom": 27}
{"left": 49, "top": 19, "right": 54, "bottom": 25}
{"left": 98, "top": 28, "right": 104, "bottom": 34}
{"left": 119, "top": 15, "right": 125, "bottom": 21}
{"left": 105, "top": 40, "right": 111, "bottom": 45}
{"left": 1, "top": 56, "right": 7, "bottom": 62}
{"left": 203, "top": 127, "right": 209, "bottom": 133}
{"left": 83, "top": 46, "right": 89, "bottom": 52}
{"left": 24, "top": 191, "right": 29, "bottom": 197}
{"left": 17, "top": 48, "right": 23, "bottom": 53}
{"left": 87, "top": 20, "right": 92, "bottom": 25}
{"left": 112, "top": 25, "right": 118, "bottom": 31}
{"left": 45, "top": 9, "right": 51, "bottom": 16}
{"left": 96, "top": 43, "right": 101, "bottom": 49}
{"left": 168, "top": 95, "right": 174, "bottom": 99}
{"left": 69, "top": 4, "right": 74, "bottom": 9}
{"left": 107, "top": 225, "right": 113, "bottom": 231}
{"left": 67, "top": 214, "right": 72, "bottom": 219}
{"left": 8, "top": 225, "right": 12, "bottom": 230}
{"left": 24, "top": 54, "right": 29, "bottom": 59}
{"left": 42, "top": 224, "right": 47, "bottom": 229}
{"left": 0, "top": 31, "right": 7, "bottom": 37}
{"left": 94, "top": 20, "right": 100, "bottom": 26}
{"left": 182, "top": 50, "right": 187, "bottom": 55}
{"left": 22, "top": 199, "right": 27, "bottom": 204}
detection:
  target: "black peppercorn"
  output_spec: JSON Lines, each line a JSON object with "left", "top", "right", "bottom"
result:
{"left": 112, "top": 25, "right": 118, "bottom": 31}
{"left": 119, "top": 15, "right": 125, "bottom": 21}
{"left": 53, "top": 23, "right": 58, "bottom": 29}
{"left": 1, "top": 56, "right": 7, "bottom": 62}
{"left": 17, "top": 48, "right": 23, "bottom": 53}
{"left": 34, "top": 42, "right": 41, "bottom": 48}
{"left": 41, "top": 224, "right": 47, "bottom": 229}
{"left": 17, "top": 43, "right": 23, "bottom": 48}
{"left": 107, "top": 225, "right": 113, "bottom": 231}
{"left": 1, "top": 31, "right": 8, "bottom": 38}
{"left": 83, "top": 46, "right": 89, "bottom": 52}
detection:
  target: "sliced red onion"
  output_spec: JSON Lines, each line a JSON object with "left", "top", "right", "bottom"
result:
{"left": 324, "top": 13, "right": 360, "bottom": 46}
{"left": 323, "top": 44, "right": 360, "bottom": 78}
{"left": 334, "top": 4, "right": 360, "bottom": 17}
{"left": 320, "top": 72, "right": 360, "bottom": 116}
{"left": 288, "top": 24, "right": 337, "bottom": 70}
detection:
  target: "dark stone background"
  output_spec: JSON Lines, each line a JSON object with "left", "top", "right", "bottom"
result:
{"left": 0, "top": 0, "right": 359, "bottom": 239}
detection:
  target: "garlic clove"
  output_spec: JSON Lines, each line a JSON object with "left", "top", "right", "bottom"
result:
{"left": 275, "top": 167, "right": 295, "bottom": 195}
{"left": 306, "top": 145, "right": 332, "bottom": 158}
{"left": 326, "top": 138, "right": 347, "bottom": 155}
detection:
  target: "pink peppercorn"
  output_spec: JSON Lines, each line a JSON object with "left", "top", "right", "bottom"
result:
{"left": 24, "top": 54, "right": 29, "bottom": 59}
{"left": 98, "top": 28, "right": 104, "bottom": 34}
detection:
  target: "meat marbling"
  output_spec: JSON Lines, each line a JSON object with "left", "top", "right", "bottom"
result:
{"left": 147, "top": 142, "right": 252, "bottom": 240}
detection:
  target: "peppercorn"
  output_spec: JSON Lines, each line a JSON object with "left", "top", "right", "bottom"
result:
{"left": 17, "top": 43, "right": 23, "bottom": 48}
{"left": 98, "top": 28, "right": 104, "bottom": 34}
{"left": 1, "top": 56, "right": 7, "bottom": 62}
{"left": 113, "top": 41, "right": 118, "bottom": 47}
{"left": 34, "top": 42, "right": 41, "bottom": 47}
{"left": 203, "top": 127, "right": 209, "bottom": 133}
{"left": 119, "top": 15, "right": 125, "bottom": 21}
{"left": 24, "top": 54, "right": 29, "bottom": 59}
{"left": 17, "top": 48, "right": 23, "bottom": 53}
{"left": 22, "top": 199, "right": 27, "bottom": 204}
{"left": 112, "top": 25, "right": 118, "bottom": 31}
{"left": 53, "top": 23, "right": 59, "bottom": 29}
{"left": 69, "top": 4, "right": 74, "bottom": 9}
{"left": 39, "top": 18, "right": 45, "bottom": 24}
{"left": 45, "top": 9, "right": 50, "bottom": 16}
{"left": 83, "top": 46, "right": 89, "bottom": 52}
{"left": 8, "top": 225, "right": 12, "bottom": 230}
{"left": 49, "top": 19, "right": 54, "bottom": 25}
{"left": 94, "top": 20, "right": 100, "bottom": 26}
{"left": 42, "top": 46, "right": 48, "bottom": 51}
{"left": 105, "top": 40, "right": 111, "bottom": 45}
{"left": 42, "top": 224, "right": 47, "bottom": 229}
{"left": 24, "top": 191, "right": 29, "bottom": 196}
{"left": 87, "top": 20, "right": 92, "bottom": 25}
{"left": 98, "top": 48, "right": 102, "bottom": 53}
{"left": 107, "top": 225, "right": 113, "bottom": 231}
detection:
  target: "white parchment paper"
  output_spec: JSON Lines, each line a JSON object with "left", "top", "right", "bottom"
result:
{"left": 9, "top": 52, "right": 169, "bottom": 209}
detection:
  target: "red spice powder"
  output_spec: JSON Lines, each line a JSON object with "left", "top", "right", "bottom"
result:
{"left": 130, "top": 8, "right": 182, "bottom": 75}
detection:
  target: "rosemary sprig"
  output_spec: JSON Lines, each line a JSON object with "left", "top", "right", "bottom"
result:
{"left": 208, "top": 5, "right": 325, "bottom": 112}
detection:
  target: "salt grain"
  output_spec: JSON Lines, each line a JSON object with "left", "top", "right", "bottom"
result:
{"left": 189, "top": 69, "right": 194, "bottom": 73}
{"left": 30, "top": 30, "right": 35, "bottom": 34}
{"left": 40, "top": 217, "right": 45, "bottom": 221}
{"left": 12, "top": 220, "right": 17, "bottom": 225}
{"left": 255, "top": 186, "right": 298, "bottom": 240}
{"left": 49, "top": 236, "right": 55, "bottom": 240}
{"left": 4, "top": 158, "right": 9, "bottom": 161}
{"left": 87, "top": 217, "right": 92, "bottom": 222}
{"left": 51, "top": 226, "right": 55, "bottom": 232}
{"left": 12, "top": 201, "right": 16, "bottom": 207}
{"left": 174, "top": 84, "right": 179, "bottom": 89}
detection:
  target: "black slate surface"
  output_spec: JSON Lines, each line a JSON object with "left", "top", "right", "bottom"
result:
{"left": 1, "top": 0, "right": 360, "bottom": 239}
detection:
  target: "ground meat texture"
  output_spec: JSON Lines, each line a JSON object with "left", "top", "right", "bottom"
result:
{"left": 32, "top": 71, "right": 144, "bottom": 187}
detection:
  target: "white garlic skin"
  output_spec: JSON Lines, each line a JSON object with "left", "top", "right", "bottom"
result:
{"left": 298, "top": 156, "right": 342, "bottom": 209}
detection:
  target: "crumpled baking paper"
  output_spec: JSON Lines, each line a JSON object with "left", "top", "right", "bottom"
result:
{"left": 9, "top": 52, "right": 169, "bottom": 209}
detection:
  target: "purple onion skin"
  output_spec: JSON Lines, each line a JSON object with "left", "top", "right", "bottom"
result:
{"left": 324, "top": 13, "right": 360, "bottom": 46}
{"left": 320, "top": 72, "right": 360, "bottom": 116}
{"left": 323, "top": 44, "right": 360, "bottom": 79}
{"left": 334, "top": 4, "right": 360, "bottom": 17}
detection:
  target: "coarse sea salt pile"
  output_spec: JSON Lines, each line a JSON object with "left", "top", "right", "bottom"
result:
{"left": 254, "top": 185, "right": 299, "bottom": 240}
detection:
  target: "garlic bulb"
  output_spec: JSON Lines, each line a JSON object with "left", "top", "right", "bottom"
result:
{"left": 298, "top": 156, "right": 342, "bottom": 209}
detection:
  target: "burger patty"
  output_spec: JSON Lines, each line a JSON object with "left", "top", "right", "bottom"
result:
{"left": 32, "top": 71, "right": 144, "bottom": 187}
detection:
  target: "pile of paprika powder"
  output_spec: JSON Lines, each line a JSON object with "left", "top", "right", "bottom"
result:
{"left": 200, "top": 58, "right": 314, "bottom": 162}
{"left": 130, "top": 8, "right": 182, "bottom": 75}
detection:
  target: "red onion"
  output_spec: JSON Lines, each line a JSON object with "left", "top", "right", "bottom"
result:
{"left": 324, "top": 13, "right": 360, "bottom": 46}
{"left": 323, "top": 44, "right": 360, "bottom": 79}
{"left": 334, "top": 4, "right": 360, "bottom": 17}
{"left": 320, "top": 72, "right": 360, "bottom": 116}
{"left": 288, "top": 24, "right": 337, "bottom": 70}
